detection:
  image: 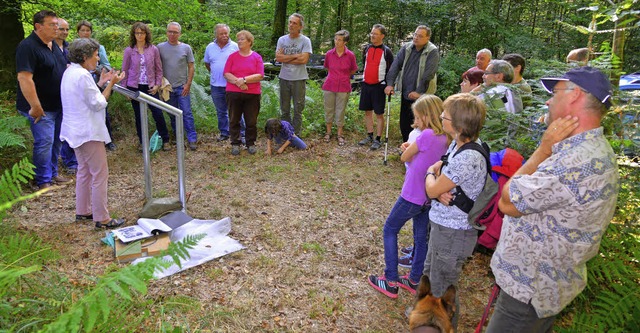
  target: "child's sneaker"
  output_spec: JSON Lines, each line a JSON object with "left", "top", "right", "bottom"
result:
{"left": 398, "top": 253, "right": 413, "bottom": 268}
{"left": 398, "top": 274, "right": 419, "bottom": 295}
{"left": 400, "top": 245, "right": 413, "bottom": 255}
{"left": 368, "top": 275, "right": 399, "bottom": 298}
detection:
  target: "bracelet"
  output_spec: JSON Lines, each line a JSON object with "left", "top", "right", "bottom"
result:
{"left": 426, "top": 172, "right": 436, "bottom": 178}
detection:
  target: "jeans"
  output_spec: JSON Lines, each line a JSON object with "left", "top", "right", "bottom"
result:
{"left": 60, "top": 141, "right": 77, "bottom": 169}
{"left": 279, "top": 78, "right": 306, "bottom": 134}
{"left": 19, "top": 109, "right": 62, "bottom": 185}
{"left": 168, "top": 85, "right": 198, "bottom": 143}
{"left": 211, "top": 85, "right": 244, "bottom": 138}
{"left": 128, "top": 85, "right": 170, "bottom": 144}
{"left": 105, "top": 106, "right": 114, "bottom": 142}
{"left": 274, "top": 135, "right": 307, "bottom": 150}
{"left": 486, "top": 290, "right": 556, "bottom": 333}
{"left": 383, "top": 196, "right": 430, "bottom": 282}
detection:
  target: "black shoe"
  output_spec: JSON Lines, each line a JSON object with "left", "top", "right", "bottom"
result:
{"left": 105, "top": 142, "right": 117, "bottom": 151}
{"left": 216, "top": 135, "right": 229, "bottom": 142}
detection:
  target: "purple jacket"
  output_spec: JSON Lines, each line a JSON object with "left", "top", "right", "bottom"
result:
{"left": 122, "top": 45, "right": 163, "bottom": 88}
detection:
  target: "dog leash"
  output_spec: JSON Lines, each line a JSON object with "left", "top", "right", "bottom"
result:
{"left": 475, "top": 283, "right": 500, "bottom": 333}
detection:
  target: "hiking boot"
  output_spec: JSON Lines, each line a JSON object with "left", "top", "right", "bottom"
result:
{"left": 358, "top": 136, "right": 373, "bottom": 146}
{"left": 216, "top": 135, "right": 229, "bottom": 142}
{"left": 398, "top": 274, "right": 419, "bottom": 295}
{"left": 53, "top": 175, "right": 73, "bottom": 185}
{"left": 247, "top": 145, "right": 257, "bottom": 155}
{"left": 231, "top": 145, "right": 241, "bottom": 156}
{"left": 398, "top": 254, "right": 413, "bottom": 268}
{"left": 368, "top": 275, "right": 398, "bottom": 299}
{"left": 188, "top": 141, "right": 197, "bottom": 151}
{"left": 400, "top": 245, "right": 413, "bottom": 255}
{"left": 370, "top": 139, "right": 381, "bottom": 150}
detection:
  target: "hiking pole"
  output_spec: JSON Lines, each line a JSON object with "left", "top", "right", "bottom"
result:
{"left": 383, "top": 94, "right": 391, "bottom": 165}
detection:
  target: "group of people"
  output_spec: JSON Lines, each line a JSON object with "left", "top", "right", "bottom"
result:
{"left": 17, "top": 9, "right": 620, "bottom": 332}
{"left": 357, "top": 26, "right": 619, "bottom": 333}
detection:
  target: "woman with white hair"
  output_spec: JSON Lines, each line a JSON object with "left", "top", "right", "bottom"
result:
{"left": 60, "top": 38, "right": 125, "bottom": 229}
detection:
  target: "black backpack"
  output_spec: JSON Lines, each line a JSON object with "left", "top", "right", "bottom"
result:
{"left": 440, "top": 142, "right": 499, "bottom": 228}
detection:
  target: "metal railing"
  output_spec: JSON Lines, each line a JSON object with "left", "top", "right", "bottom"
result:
{"left": 112, "top": 84, "right": 187, "bottom": 212}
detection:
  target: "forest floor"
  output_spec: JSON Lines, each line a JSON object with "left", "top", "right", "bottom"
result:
{"left": 9, "top": 131, "right": 496, "bottom": 332}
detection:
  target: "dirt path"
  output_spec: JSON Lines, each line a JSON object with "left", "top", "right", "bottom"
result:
{"left": 10, "top": 133, "right": 494, "bottom": 332}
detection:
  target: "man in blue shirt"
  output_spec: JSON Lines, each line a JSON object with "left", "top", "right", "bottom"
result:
{"left": 204, "top": 23, "right": 244, "bottom": 142}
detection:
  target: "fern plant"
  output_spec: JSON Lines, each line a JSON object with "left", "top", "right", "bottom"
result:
{"left": 38, "top": 234, "right": 204, "bottom": 333}
{"left": 0, "top": 157, "right": 35, "bottom": 219}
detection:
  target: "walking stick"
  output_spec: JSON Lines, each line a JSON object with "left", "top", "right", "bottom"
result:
{"left": 383, "top": 94, "right": 391, "bottom": 165}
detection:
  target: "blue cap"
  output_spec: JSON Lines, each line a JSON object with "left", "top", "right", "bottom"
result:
{"left": 540, "top": 66, "right": 613, "bottom": 109}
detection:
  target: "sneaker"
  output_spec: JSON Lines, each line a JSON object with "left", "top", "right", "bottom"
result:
{"left": 398, "top": 254, "right": 413, "bottom": 268}
{"left": 65, "top": 168, "right": 77, "bottom": 175}
{"left": 53, "top": 175, "right": 73, "bottom": 185}
{"left": 231, "top": 145, "right": 241, "bottom": 156}
{"left": 105, "top": 142, "right": 117, "bottom": 151}
{"left": 216, "top": 135, "right": 229, "bottom": 142}
{"left": 400, "top": 245, "right": 413, "bottom": 255}
{"left": 188, "top": 141, "right": 197, "bottom": 151}
{"left": 247, "top": 145, "right": 257, "bottom": 155}
{"left": 370, "top": 139, "right": 382, "bottom": 150}
{"left": 358, "top": 136, "right": 373, "bottom": 146}
{"left": 368, "top": 275, "right": 399, "bottom": 298}
{"left": 398, "top": 274, "right": 419, "bottom": 295}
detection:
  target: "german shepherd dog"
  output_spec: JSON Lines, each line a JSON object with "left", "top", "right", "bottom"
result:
{"left": 408, "top": 275, "right": 456, "bottom": 333}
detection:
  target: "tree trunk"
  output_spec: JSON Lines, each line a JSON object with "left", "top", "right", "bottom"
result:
{"left": 0, "top": 0, "right": 24, "bottom": 92}
{"left": 313, "top": 1, "right": 327, "bottom": 50}
{"left": 271, "top": 0, "right": 288, "bottom": 49}
{"left": 611, "top": 20, "right": 626, "bottom": 86}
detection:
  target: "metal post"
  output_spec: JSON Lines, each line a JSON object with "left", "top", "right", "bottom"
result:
{"left": 112, "top": 84, "right": 187, "bottom": 213}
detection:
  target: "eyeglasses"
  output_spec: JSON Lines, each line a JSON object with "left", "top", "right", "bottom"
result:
{"left": 167, "top": 31, "right": 180, "bottom": 34}
{"left": 440, "top": 112, "right": 452, "bottom": 122}
{"left": 483, "top": 71, "right": 500, "bottom": 76}
{"left": 134, "top": 32, "right": 146, "bottom": 35}
{"left": 58, "top": 28, "right": 69, "bottom": 32}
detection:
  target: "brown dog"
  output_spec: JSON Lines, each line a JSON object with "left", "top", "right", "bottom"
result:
{"left": 408, "top": 275, "right": 456, "bottom": 333}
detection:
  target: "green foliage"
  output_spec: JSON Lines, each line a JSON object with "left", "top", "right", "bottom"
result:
{"left": 0, "top": 158, "right": 35, "bottom": 216}
{"left": 0, "top": 115, "right": 29, "bottom": 149}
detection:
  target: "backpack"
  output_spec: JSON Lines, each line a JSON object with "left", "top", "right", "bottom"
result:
{"left": 441, "top": 142, "right": 498, "bottom": 230}
{"left": 442, "top": 144, "right": 525, "bottom": 250}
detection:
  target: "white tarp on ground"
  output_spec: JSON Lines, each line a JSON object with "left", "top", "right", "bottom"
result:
{"left": 132, "top": 217, "right": 244, "bottom": 279}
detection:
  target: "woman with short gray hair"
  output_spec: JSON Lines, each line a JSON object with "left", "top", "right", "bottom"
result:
{"left": 60, "top": 38, "right": 126, "bottom": 229}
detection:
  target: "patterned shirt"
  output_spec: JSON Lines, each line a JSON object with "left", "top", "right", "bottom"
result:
{"left": 491, "top": 127, "right": 619, "bottom": 317}
{"left": 429, "top": 141, "right": 487, "bottom": 230}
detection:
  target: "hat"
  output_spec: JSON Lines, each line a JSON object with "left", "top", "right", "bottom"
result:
{"left": 540, "top": 66, "right": 613, "bottom": 109}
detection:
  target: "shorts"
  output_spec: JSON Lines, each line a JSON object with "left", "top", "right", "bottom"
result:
{"left": 359, "top": 83, "right": 386, "bottom": 115}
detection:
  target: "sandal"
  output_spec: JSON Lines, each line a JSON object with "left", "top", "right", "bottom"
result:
{"left": 95, "top": 218, "right": 125, "bottom": 229}
{"left": 75, "top": 214, "right": 93, "bottom": 222}
{"left": 324, "top": 134, "right": 331, "bottom": 143}
{"left": 338, "top": 136, "right": 346, "bottom": 146}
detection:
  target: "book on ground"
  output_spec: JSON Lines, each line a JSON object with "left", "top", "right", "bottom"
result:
{"left": 112, "top": 218, "right": 172, "bottom": 243}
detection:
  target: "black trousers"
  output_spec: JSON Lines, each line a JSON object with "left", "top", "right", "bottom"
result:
{"left": 400, "top": 97, "right": 415, "bottom": 142}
